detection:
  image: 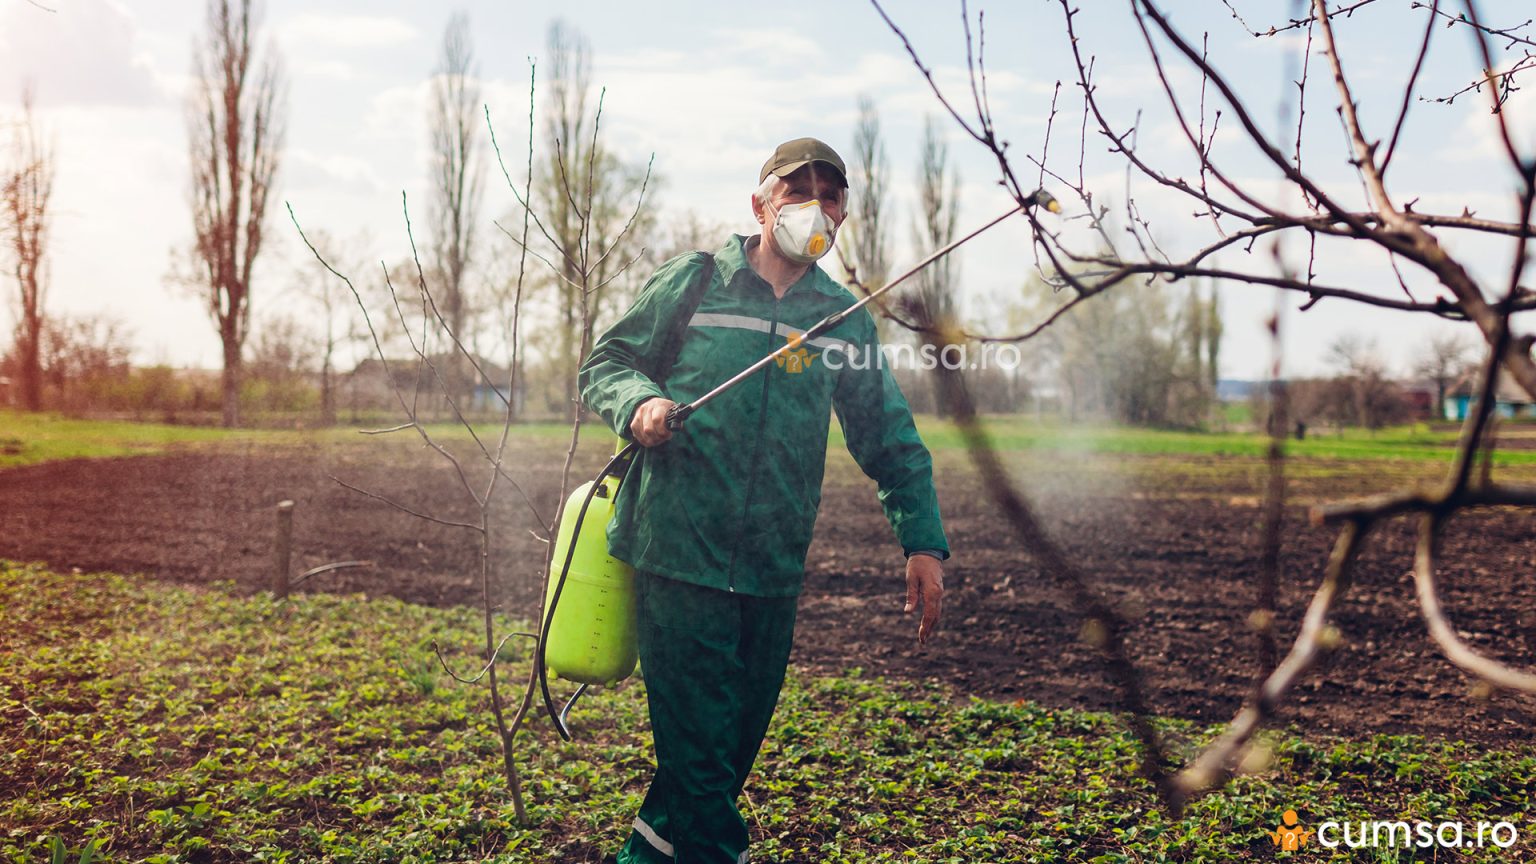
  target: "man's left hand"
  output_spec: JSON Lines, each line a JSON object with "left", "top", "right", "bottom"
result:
{"left": 903, "top": 554, "right": 944, "bottom": 645}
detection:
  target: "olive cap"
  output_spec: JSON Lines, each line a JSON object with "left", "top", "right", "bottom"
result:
{"left": 759, "top": 137, "right": 848, "bottom": 187}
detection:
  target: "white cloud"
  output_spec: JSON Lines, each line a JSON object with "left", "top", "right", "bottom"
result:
{"left": 277, "top": 13, "right": 417, "bottom": 51}
{"left": 290, "top": 58, "right": 358, "bottom": 82}
{"left": 284, "top": 148, "right": 384, "bottom": 195}
{"left": 0, "top": 0, "right": 165, "bottom": 106}
{"left": 712, "top": 27, "right": 822, "bottom": 63}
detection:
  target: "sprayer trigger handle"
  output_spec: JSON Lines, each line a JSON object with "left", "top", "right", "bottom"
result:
{"left": 665, "top": 403, "right": 691, "bottom": 431}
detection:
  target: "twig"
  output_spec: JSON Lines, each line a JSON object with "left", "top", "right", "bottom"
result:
{"left": 1255, "top": 0, "right": 1382, "bottom": 37}
{"left": 431, "top": 632, "right": 536, "bottom": 685}
{"left": 1172, "top": 521, "right": 1367, "bottom": 807}
{"left": 1414, "top": 513, "right": 1536, "bottom": 693}
{"left": 1381, "top": 0, "right": 1439, "bottom": 176}
{"left": 328, "top": 475, "right": 480, "bottom": 531}
{"left": 290, "top": 560, "right": 372, "bottom": 588}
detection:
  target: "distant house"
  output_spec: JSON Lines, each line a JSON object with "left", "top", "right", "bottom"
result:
{"left": 1397, "top": 379, "right": 1440, "bottom": 420}
{"left": 1444, "top": 370, "right": 1534, "bottom": 420}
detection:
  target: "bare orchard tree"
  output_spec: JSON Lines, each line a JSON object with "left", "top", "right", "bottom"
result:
{"left": 188, "top": 0, "right": 284, "bottom": 427}
{"left": 428, "top": 10, "right": 484, "bottom": 404}
{"left": 292, "top": 47, "right": 652, "bottom": 823}
{"left": 292, "top": 229, "right": 368, "bottom": 425}
{"left": 871, "top": 0, "right": 1536, "bottom": 814}
{"left": 533, "top": 19, "right": 658, "bottom": 413}
{"left": 2, "top": 84, "right": 52, "bottom": 412}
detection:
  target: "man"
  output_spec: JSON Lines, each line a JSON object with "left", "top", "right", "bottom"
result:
{"left": 579, "top": 137, "right": 949, "bottom": 864}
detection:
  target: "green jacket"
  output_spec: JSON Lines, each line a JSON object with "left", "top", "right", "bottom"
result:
{"left": 578, "top": 234, "right": 949, "bottom": 597}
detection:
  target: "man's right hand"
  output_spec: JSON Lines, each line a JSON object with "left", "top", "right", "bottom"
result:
{"left": 630, "top": 397, "right": 676, "bottom": 447}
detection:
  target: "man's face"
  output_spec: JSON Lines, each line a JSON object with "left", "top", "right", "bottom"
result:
{"left": 754, "top": 163, "right": 848, "bottom": 250}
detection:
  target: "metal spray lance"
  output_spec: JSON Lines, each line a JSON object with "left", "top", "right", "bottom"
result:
{"left": 663, "top": 189, "right": 1060, "bottom": 430}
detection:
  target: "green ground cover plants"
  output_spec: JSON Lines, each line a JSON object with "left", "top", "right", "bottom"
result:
{"left": 3, "top": 562, "right": 1532, "bottom": 862}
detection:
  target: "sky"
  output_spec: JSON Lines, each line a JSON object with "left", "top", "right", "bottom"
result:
{"left": 1, "top": 0, "right": 1533, "bottom": 381}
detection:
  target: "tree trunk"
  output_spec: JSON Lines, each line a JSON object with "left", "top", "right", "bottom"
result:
{"left": 19, "top": 323, "right": 42, "bottom": 411}
{"left": 321, "top": 355, "right": 335, "bottom": 426}
{"left": 222, "top": 340, "right": 242, "bottom": 427}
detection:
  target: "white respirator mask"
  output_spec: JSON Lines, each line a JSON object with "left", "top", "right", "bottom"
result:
{"left": 762, "top": 178, "right": 837, "bottom": 264}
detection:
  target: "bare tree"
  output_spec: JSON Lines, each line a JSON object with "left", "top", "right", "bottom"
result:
{"left": 291, "top": 230, "right": 367, "bottom": 425}
{"left": 39, "top": 312, "right": 132, "bottom": 410}
{"left": 429, "top": 11, "right": 484, "bottom": 391}
{"left": 187, "top": 0, "right": 285, "bottom": 427}
{"left": 540, "top": 19, "right": 592, "bottom": 414}
{"left": 871, "top": 0, "right": 1536, "bottom": 814}
{"left": 847, "top": 95, "right": 892, "bottom": 293}
{"left": 3, "top": 84, "right": 53, "bottom": 412}
{"left": 651, "top": 208, "right": 732, "bottom": 262}
{"left": 1415, "top": 331, "right": 1477, "bottom": 419}
{"left": 532, "top": 19, "right": 657, "bottom": 414}
{"left": 912, "top": 115, "right": 960, "bottom": 327}
{"left": 1325, "top": 333, "right": 1411, "bottom": 430}
{"left": 912, "top": 116, "right": 961, "bottom": 416}
{"left": 292, "top": 36, "right": 653, "bottom": 820}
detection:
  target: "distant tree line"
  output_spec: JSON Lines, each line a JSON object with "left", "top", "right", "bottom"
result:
{"left": 2, "top": 5, "right": 1478, "bottom": 432}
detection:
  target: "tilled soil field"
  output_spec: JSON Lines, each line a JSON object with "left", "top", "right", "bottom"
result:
{"left": 3, "top": 438, "right": 1534, "bottom": 745}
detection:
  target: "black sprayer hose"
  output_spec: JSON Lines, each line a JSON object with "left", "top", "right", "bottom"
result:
{"left": 538, "top": 441, "right": 639, "bottom": 740}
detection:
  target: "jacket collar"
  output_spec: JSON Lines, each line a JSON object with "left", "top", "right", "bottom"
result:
{"left": 717, "top": 234, "right": 848, "bottom": 300}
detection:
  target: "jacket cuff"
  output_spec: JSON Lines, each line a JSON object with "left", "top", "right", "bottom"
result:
{"left": 896, "top": 515, "right": 949, "bottom": 561}
{"left": 906, "top": 549, "right": 948, "bottom": 562}
{"left": 614, "top": 381, "right": 666, "bottom": 440}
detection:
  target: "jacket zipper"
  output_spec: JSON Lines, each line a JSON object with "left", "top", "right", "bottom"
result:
{"left": 723, "top": 294, "right": 783, "bottom": 592}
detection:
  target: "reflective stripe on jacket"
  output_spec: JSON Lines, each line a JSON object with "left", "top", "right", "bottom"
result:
{"left": 578, "top": 234, "right": 949, "bottom": 597}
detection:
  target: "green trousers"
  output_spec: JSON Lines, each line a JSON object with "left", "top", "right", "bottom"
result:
{"left": 617, "top": 572, "right": 798, "bottom": 864}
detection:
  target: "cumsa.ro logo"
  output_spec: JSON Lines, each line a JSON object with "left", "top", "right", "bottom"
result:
{"left": 1270, "top": 809, "right": 1313, "bottom": 850}
{"left": 1266, "top": 807, "right": 1519, "bottom": 851}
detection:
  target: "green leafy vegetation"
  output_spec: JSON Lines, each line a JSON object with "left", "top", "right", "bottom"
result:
{"left": 3, "top": 562, "right": 1532, "bottom": 862}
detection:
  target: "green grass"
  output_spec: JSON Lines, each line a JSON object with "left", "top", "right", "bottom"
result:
{"left": 7, "top": 409, "right": 1532, "bottom": 473}
{"left": 3, "top": 562, "right": 1532, "bottom": 863}
{"left": 0, "top": 412, "right": 287, "bottom": 468}
{"left": 0, "top": 411, "right": 586, "bottom": 469}
{"left": 874, "top": 415, "right": 1536, "bottom": 465}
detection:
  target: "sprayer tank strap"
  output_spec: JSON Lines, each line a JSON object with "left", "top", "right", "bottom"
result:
{"left": 654, "top": 252, "right": 717, "bottom": 387}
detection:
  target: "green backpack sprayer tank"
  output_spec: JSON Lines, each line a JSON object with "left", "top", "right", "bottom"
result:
{"left": 536, "top": 192, "right": 1057, "bottom": 739}
{"left": 536, "top": 255, "right": 718, "bottom": 741}
{"left": 540, "top": 467, "right": 638, "bottom": 685}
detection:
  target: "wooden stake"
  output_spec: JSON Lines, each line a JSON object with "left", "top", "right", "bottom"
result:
{"left": 274, "top": 499, "right": 294, "bottom": 599}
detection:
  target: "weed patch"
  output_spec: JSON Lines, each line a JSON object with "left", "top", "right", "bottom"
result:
{"left": 2, "top": 562, "right": 1533, "bottom": 862}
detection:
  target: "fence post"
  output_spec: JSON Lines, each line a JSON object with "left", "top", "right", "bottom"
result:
{"left": 274, "top": 499, "right": 294, "bottom": 600}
